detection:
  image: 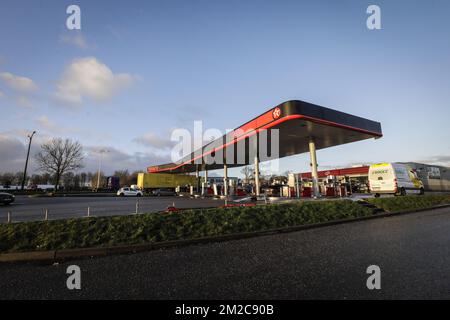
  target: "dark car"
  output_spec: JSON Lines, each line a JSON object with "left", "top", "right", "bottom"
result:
{"left": 152, "top": 188, "right": 176, "bottom": 196}
{"left": 0, "top": 192, "right": 15, "bottom": 205}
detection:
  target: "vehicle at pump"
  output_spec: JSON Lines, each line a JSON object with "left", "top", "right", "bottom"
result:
{"left": 152, "top": 188, "right": 176, "bottom": 196}
{"left": 137, "top": 173, "right": 197, "bottom": 193}
{"left": 369, "top": 163, "right": 424, "bottom": 197}
{"left": 116, "top": 187, "right": 143, "bottom": 197}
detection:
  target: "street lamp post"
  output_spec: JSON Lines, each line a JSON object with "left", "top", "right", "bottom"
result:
{"left": 96, "top": 149, "right": 108, "bottom": 191}
{"left": 21, "top": 131, "right": 36, "bottom": 191}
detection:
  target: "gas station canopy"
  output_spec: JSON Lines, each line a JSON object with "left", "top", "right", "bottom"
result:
{"left": 148, "top": 100, "right": 382, "bottom": 174}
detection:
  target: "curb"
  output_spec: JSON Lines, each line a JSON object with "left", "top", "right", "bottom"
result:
{"left": 0, "top": 250, "right": 56, "bottom": 263}
{"left": 28, "top": 193, "right": 118, "bottom": 198}
{"left": 1, "top": 204, "right": 450, "bottom": 264}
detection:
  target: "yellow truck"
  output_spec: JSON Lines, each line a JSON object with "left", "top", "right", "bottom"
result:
{"left": 136, "top": 173, "right": 198, "bottom": 192}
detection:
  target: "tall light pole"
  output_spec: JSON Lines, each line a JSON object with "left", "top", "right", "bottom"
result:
{"left": 96, "top": 149, "right": 108, "bottom": 191}
{"left": 21, "top": 131, "right": 36, "bottom": 191}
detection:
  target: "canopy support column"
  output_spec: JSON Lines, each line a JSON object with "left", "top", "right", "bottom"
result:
{"left": 309, "top": 138, "right": 320, "bottom": 198}
{"left": 254, "top": 156, "right": 260, "bottom": 197}
{"left": 223, "top": 164, "right": 228, "bottom": 196}
{"left": 195, "top": 166, "right": 200, "bottom": 194}
{"left": 203, "top": 168, "right": 208, "bottom": 196}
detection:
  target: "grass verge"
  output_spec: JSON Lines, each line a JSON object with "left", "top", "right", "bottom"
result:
{"left": 0, "top": 200, "right": 373, "bottom": 253}
{"left": 367, "top": 194, "right": 450, "bottom": 213}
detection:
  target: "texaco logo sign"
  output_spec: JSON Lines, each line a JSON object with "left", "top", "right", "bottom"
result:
{"left": 272, "top": 107, "right": 281, "bottom": 119}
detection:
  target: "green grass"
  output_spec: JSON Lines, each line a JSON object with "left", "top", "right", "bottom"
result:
{"left": 367, "top": 194, "right": 450, "bottom": 213}
{"left": 0, "top": 200, "right": 373, "bottom": 253}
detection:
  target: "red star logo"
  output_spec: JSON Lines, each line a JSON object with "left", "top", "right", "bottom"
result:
{"left": 272, "top": 107, "right": 281, "bottom": 119}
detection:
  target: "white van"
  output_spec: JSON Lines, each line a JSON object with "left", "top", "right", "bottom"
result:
{"left": 369, "top": 163, "right": 424, "bottom": 197}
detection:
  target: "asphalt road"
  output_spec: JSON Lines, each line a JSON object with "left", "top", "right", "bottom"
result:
{"left": 0, "top": 195, "right": 223, "bottom": 223}
{"left": 1, "top": 206, "right": 449, "bottom": 299}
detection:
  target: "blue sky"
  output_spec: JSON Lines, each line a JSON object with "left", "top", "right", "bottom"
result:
{"left": 0, "top": 0, "right": 449, "bottom": 177}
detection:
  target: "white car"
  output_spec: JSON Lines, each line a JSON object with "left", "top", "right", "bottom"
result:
{"left": 117, "top": 187, "right": 143, "bottom": 197}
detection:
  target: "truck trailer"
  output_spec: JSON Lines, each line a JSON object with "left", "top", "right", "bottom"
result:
{"left": 136, "top": 173, "right": 198, "bottom": 192}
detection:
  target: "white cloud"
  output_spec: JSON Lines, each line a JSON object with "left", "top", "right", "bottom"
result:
{"left": 53, "top": 57, "right": 135, "bottom": 106}
{"left": 35, "top": 116, "right": 90, "bottom": 137}
{"left": 0, "top": 131, "right": 53, "bottom": 173}
{"left": 0, "top": 72, "right": 38, "bottom": 93}
{"left": 60, "top": 33, "right": 93, "bottom": 50}
{"left": 0, "top": 134, "right": 27, "bottom": 173}
{"left": 0, "top": 91, "right": 4, "bottom": 98}
{"left": 83, "top": 146, "right": 170, "bottom": 174}
{"left": 133, "top": 132, "right": 175, "bottom": 150}
{"left": 36, "top": 116, "right": 58, "bottom": 132}
{"left": 419, "top": 155, "right": 450, "bottom": 167}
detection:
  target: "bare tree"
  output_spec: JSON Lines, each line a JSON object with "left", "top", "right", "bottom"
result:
{"left": 240, "top": 166, "right": 253, "bottom": 185}
{"left": 0, "top": 173, "right": 15, "bottom": 187}
{"left": 130, "top": 171, "right": 140, "bottom": 186}
{"left": 14, "top": 172, "right": 26, "bottom": 185}
{"left": 113, "top": 169, "right": 130, "bottom": 187}
{"left": 35, "top": 138, "right": 84, "bottom": 191}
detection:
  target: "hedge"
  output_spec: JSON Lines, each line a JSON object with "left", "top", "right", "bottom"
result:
{"left": 0, "top": 200, "right": 373, "bottom": 253}
{"left": 367, "top": 194, "right": 450, "bottom": 213}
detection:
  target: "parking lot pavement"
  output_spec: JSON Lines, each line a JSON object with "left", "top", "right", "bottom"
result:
{"left": 1, "top": 206, "right": 449, "bottom": 299}
{"left": 0, "top": 195, "right": 223, "bottom": 223}
{"left": 0, "top": 193, "right": 382, "bottom": 223}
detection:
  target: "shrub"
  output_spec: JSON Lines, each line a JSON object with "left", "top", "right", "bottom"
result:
{"left": 0, "top": 200, "right": 373, "bottom": 253}
{"left": 367, "top": 194, "right": 450, "bottom": 213}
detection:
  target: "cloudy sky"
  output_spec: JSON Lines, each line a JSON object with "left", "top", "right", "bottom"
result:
{"left": 1, "top": 0, "right": 449, "bottom": 177}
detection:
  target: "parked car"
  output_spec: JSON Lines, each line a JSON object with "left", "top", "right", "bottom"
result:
{"left": 0, "top": 192, "right": 15, "bottom": 205}
{"left": 152, "top": 188, "right": 176, "bottom": 196}
{"left": 116, "top": 187, "right": 143, "bottom": 197}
